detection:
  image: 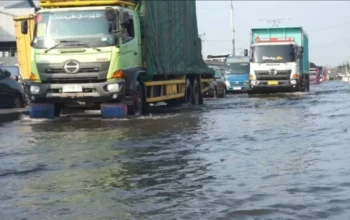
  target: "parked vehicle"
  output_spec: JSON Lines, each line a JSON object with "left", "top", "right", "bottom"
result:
{"left": 2, "top": 64, "right": 21, "bottom": 82}
{"left": 203, "top": 65, "right": 226, "bottom": 98}
{"left": 0, "top": 68, "right": 26, "bottom": 108}
{"left": 309, "top": 67, "right": 320, "bottom": 85}
{"left": 2, "top": 64, "right": 31, "bottom": 106}
{"left": 248, "top": 27, "right": 310, "bottom": 94}
{"left": 225, "top": 55, "right": 250, "bottom": 93}
{"left": 15, "top": 0, "right": 214, "bottom": 118}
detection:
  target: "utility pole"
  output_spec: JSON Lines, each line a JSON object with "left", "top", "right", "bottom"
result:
{"left": 258, "top": 17, "right": 291, "bottom": 27}
{"left": 230, "top": 0, "right": 235, "bottom": 57}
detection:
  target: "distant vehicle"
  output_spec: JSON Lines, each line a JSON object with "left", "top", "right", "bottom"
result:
{"left": 309, "top": 67, "right": 320, "bottom": 85}
{"left": 224, "top": 55, "right": 250, "bottom": 93}
{"left": 249, "top": 27, "right": 310, "bottom": 94}
{"left": 317, "top": 66, "right": 326, "bottom": 82}
{"left": 1, "top": 64, "right": 30, "bottom": 106}
{"left": 0, "top": 68, "right": 26, "bottom": 108}
{"left": 204, "top": 65, "right": 226, "bottom": 98}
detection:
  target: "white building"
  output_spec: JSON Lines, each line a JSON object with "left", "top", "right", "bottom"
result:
{"left": 0, "top": 0, "right": 36, "bottom": 64}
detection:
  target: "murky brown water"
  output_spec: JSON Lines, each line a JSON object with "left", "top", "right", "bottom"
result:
{"left": 1, "top": 81, "right": 350, "bottom": 220}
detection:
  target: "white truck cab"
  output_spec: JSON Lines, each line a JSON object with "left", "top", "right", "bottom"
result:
{"left": 250, "top": 40, "right": 301, "bottom": 90}
{"left": 248, "top": 27, "right": 310, "bottom": 93}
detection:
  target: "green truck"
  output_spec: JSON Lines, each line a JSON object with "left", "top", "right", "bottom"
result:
{"left": 249, "top": 27, "right": 310, "bottom": 93}
{"left": 18, "top": 0, "right": 214, "bottom": 118}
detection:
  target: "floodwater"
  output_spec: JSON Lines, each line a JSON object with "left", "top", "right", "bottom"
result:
{"left": 1, "top": 80, "right": 350, "bottom": 220}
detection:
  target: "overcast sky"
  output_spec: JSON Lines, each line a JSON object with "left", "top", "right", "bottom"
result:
{"left": 197, "top": 1, "right": 350, "bottom": 67}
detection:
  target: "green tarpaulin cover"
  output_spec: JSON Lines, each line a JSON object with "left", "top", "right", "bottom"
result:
{"left": 135, "top": 0, "right": 213, "bottom": 77}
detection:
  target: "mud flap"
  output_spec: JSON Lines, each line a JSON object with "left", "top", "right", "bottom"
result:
{"left": 101, "top": 103, "right": 128, "bottom": 118}
{"left": 30, "top": 103, "right": 55, "bottom": 119}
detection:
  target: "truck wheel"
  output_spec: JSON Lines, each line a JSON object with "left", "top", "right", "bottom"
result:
{"left": 213, "top": 87, "right": 217, "bottom": 98}
{"left": 185, "top": 79, "right": 192, "bottom": 104}
{"left": 128, "top": 82, "right": 144, "bottom": 116}
{"left": 306, "top": 75, "right": 310, "bottom": 92}
{"left": 220, "top": 88, "right": 227, "bottom": 98}
{"left": 191, "top": 79, "right": 200, "bottom": 105}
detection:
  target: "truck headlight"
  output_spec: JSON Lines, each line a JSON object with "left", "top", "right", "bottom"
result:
{"left": 225, "top": 80, "right": 230, "bottom": 87}
{"left": 30, "top": 85, "right": 40, "bottom": 94}
{"left": 249, "top": 74, "right": 256, "bottom": 80}
{"left": 291, "top": 80, "right": 296, "bottom": 85}
{"left": 251, "top": 80, "right": 257, "bottom": 86}
{"left": 107, "top": 84, "right": 120, "bottom": 92}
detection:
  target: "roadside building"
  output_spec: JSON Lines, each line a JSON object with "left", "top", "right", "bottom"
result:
{"left": 0, "top": 1, "right": 36, "bottom": 65}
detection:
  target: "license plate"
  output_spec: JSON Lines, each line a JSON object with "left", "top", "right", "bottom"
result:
{"left": 233, "top": 87, "right": 241, "bottom": 90}
{"left": 268, "top": 81, "right": 279, "bottom": 85}
{"left": 62, "top": 85, "right": 83, "bottom": 93}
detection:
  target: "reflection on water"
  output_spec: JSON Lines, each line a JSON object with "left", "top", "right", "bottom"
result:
{"left": 1, "top": 81, "right": 350, "bottom": 219}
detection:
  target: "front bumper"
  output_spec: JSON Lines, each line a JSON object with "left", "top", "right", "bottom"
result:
{"left": 27, "top": 79, "right": 125, "bottom": 102}
{"left": 227, "top": 85, "right": 249, "bottom": 92}
{"left": 249, "top": 79, "right": 299, "bottom": 91}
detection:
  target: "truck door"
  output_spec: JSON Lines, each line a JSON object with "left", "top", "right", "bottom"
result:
{"left": 119, "top": 12, "right": 139, "bottom": 69}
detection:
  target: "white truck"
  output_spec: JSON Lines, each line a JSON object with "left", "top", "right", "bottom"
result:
{"left": 249, "top": 27, "right": 310, "bottom": 93}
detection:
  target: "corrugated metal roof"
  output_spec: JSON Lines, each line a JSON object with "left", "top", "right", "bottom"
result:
{"left": 0, "top": 8, "right": 35, "bottom": 42}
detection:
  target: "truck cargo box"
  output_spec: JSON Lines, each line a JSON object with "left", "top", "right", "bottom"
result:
{"left": 251, "top": 27, "right": 309, "bottom": 74}
{"left": 135, "top": 0, "right": 213, "bottom": 77}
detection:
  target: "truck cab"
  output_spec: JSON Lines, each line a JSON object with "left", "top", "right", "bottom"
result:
{"left": 20, "top": 2, "right": 138, "bottom": 109}
{"left": 224, "top": 56, "right": 250, "bottom": 93}
{"left": 249, "top": 27, "right": 310, "bottom": 93}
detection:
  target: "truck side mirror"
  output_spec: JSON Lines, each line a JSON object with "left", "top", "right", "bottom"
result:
{"left": 120, "top": 11, "right": 129, "bottom": 26}
{"left": 244, "top": 49, "right": 248, "bottom": 57}
{"left": 21, "top": 20, "right": 28, "bottom": 35}
{"left": 105, "top": 7, "right": 118, "bottom": 21}
{"left": 298, "top": 46, "right": 304, "bottom": 54}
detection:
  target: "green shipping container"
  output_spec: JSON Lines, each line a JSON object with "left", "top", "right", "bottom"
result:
{"left": 251, "top": 27, "right": 309, "bottom": 74}
{"left": 135, "top": 0, "right": 213, "bottom": 77}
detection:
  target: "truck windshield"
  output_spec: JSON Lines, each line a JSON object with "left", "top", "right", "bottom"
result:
{"left": 310, "top": 71, "right": 317, "bottom": 76}
{"left": 252, "top": 45, "right": 296, "bottom": 63}
{"left": 33, "top": 10, "right": 116, "bottom": 48}
{"left": 226, "top": 62, "right": 249, "bottom": 75}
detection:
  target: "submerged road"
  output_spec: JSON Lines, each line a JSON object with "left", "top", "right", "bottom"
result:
{"left": 1, "top": 80, "right": 350, "bottom": 220}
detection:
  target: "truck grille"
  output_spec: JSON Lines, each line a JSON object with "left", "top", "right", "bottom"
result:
{"left": 230, "top": 81, "right": 245, "bottom": 86}
{"left": 45, "top": 67, "right": 99, "bottom": 74}
{"left": 43, "top": 77, "right": 105, "bottom": 84}
{"left": 255, "top": 70, "right": 292, "bottom": 80}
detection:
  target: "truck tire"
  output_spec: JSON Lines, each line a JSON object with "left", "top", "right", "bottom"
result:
{"left": 185, "top": 79, "right": 192, "bottom": 104}
{"left": 219, "top": 88, "right": 227, "bottom": 98}
{"left": 306, "top": 75, "right": 310, "bottom": 92}
{"left": 213, "top": 87, "right": 217, "bottom": 98}
{"left": 128, "top": 81, "right": 144, "bottom": 116}
{"left": 191, "top": 79, "right": 200, "bottom": 105}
